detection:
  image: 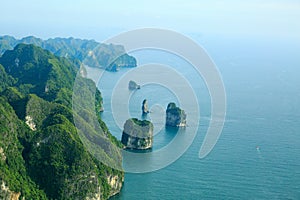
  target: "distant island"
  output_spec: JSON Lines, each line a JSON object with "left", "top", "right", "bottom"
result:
{"left": 0, "top": 35, "right": 137, "bottom": 71}
{"left": 128, "top": 80, "right": 141, "bottom": 90}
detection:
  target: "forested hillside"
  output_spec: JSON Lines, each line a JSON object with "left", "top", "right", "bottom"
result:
{"left": 0, "top": 44, "right": 123, "bottom": 200}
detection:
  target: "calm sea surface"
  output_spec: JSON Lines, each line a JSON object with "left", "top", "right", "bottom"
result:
{"left": 96, "top": 35, "right": 300, "bottom": 199}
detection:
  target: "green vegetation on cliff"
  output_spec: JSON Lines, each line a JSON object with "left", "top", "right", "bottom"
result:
{"left": 0, "top": 97, "right": 48, "bottom": 199}
{"left": 0, "top": 44, "right": 123, "bottom": 199}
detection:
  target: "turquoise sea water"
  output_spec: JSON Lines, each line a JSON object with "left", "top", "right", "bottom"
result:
{"left": 97, "top": 36, "right": 300, "bottom": 199}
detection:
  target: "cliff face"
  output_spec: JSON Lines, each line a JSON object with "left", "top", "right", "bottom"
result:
{"left": 121, "top": 118, "right": 153, "bottom": 150}
{"left": 0, "top": 181, "right": 21, "bottom": 200}
{"left": 166, "top": 103, "right": 187, "bottom": 127}
{"left": 107, "top": 54, "right": 136, "bottom": 71}
{"left": 107, "top": 174, "right": 124, "bottom": 198}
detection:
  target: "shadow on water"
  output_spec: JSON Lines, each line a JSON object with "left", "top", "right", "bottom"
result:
{"left": 164, "top": 125, "right": 187, "bottom": 140}
{"left": 123, "top": 148, "right": 153, "bottom": 154}
{"left": 164, "top": 125, "right": 180, "bottom": 134}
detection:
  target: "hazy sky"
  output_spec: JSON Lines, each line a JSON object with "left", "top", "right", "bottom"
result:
{"left": 1, "top": 0, "right": 299, "bottom": 41}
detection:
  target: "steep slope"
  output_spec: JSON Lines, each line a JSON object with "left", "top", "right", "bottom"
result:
{"left": 0, "top": 44, "right": 123, "bottom": 199}
{"left": 0, "top": 97, "right": 48, "bottom": 199}
{"left": 0, "top": 64, "right": 16, "bottom": 92}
